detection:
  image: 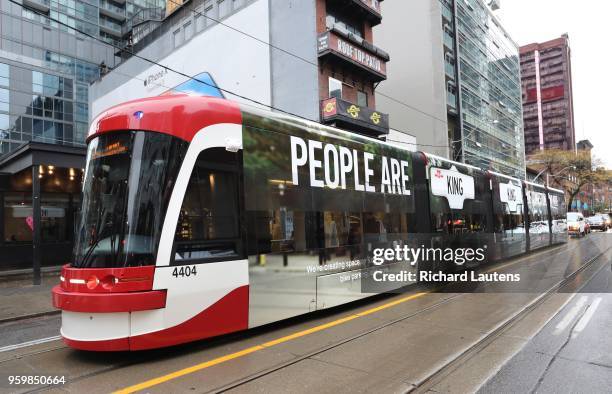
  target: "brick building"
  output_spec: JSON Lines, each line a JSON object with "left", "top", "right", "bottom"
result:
{"left": 520, "top": 34, "right": 577, "bottom": 155}
{"left": 315, "top": 0, "right": 390, "bottom": 137}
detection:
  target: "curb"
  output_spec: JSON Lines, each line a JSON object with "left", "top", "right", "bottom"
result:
{"left": 0, "top": 267, "right": 62, "bottom": 283}
{"left": 0, "top": 310, "right": 61, "bottom": 325}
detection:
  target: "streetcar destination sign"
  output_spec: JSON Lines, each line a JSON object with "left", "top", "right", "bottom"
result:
{"left": 290, "top": 136, "right": 411, "bottom": 195}
{"left": 430, "top": 166, "right": 475, "bottom": 209}
{"left": 500, "top": 181, "right": 522, "bottom": 213}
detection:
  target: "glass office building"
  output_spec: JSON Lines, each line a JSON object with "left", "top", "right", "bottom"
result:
{"left": 0, "top": 0, "right": 165, "bottom": 155}
{"left": 451, "top": 0, "right": 525, "bottom": 179}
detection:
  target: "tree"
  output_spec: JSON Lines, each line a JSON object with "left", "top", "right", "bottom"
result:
{"left": 528, "top": 149, "right": 612, "bottom": 212}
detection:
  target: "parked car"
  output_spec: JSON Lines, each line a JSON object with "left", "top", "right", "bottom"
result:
{"left": 598, "top": 213, "right": 611, "bottom": 230}
{"left": 587, "top": 215, "right": 607, "bottom": 231}
{"left": 567, "top": 212, "right": 587, "bottom": 237}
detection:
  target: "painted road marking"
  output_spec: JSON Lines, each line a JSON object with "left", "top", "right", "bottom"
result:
{"left": 113, "top": 242, "right": 576, "bottom": 393}
{"left": 113, "top": 292, "right": 428, "bottom": 394}
{"left": 572, "top": 297, "right": 602, "bottom": 338}
{"left": 553, "top": 295, "right": 587, "bottom": 335}
{"left": 0, "top": 336, "right": 61, "bottom": 353}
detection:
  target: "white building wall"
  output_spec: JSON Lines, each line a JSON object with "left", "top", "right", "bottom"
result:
{"left": 90, "top": 0, "right": 271, "bottom": 118}
{"left": 374, "top": 0, "right": 450, "bottom": 158}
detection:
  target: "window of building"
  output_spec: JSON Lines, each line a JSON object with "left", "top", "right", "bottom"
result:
{"left": 75, "top": 102, "right": 88, "bottom": 123}
{"left": 173, "top": 148, "right": 241, "bottom": 263}
{"left": 357, "top": 91, "right": 368, "bottom": 107}
{"left": 41, "top": 193, "right": 69, "bottom": 242}
{"left": 43, "top": 120, "right": 55, "bottom": 141}
{"left": 0, "top": 88, "right": 8, "bottom": 112}
{"left": 329, "top": 77, "right": 342, "bottom": 99}
{"left": 325, "top": 12, "right": 363, "bottom": 39}
{"left": 4, "top": 192, "right": 70, "bottom": 243}
{"left": 44, "top": 97, "right": 53, "bottom": 118}
{"left": 218, "top": 0, "right": 230, "bottom": 18}
{"left": 0, "top": 114, "right": 8, "bottom": 139}
{"left": 43, "top": 74, "right": 60, "bottom": 96}
{"left": 76, "top": 83, "right": 87, "bottom": 103}
{"left": 64, "top": 101, "right": 73, "bottom": 122}
{"left": 204, "top": 3, "right": 215, "bottom": 26}
{"left": 21, "top": 117, "right": 32, "bottom": 139}
{"left": 173, "top": 29, "right": 183, "bottom": 47}
{"left": 195, "top": 13, "right": 205, "bottom": 31}
{"left": 32, "top": 71, "right": 43, "bottom": 93}
{"left": 184, "top": 21, "right": 193, "bottom": 40}
{"left": 0, "top": 63, "right": 9, "bottom": 87}
{"left": 55, "top": 99, "right": 66, "bottom": 121}
{"left": 4, "top": 193, "right": 33, "bottom": 242}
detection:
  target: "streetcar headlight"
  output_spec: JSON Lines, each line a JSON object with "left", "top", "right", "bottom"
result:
{"left": 100, "top": 275, "right": 118, "bottom": 290}
{"left": 86, "top": 275, "right": 100, "bottom": 290}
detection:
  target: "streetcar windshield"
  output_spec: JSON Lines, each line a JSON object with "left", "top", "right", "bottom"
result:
{"left": 72, "top": 131, "right": 188, "bottom": 268}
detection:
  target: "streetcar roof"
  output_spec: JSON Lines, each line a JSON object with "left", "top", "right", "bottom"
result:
{"left": 90, "top": 95, "right": 529, "bottom": 182}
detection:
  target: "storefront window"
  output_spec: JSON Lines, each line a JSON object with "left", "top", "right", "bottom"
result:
{"left": 41, "top": 193, "right": 69, "bottom": 242}
{"left": 3, "top": 192, "right": 71, "bottom": 243}
{"left": 4, "top": 193, "right": 33, "bottom": 242}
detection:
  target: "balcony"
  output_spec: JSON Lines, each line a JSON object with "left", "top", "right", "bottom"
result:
{"left": 23, "top": 0, "right": 50, "bottom": 12}
{"left": 317, "top": 30, "right": 389, "bottom": 82}
{"left": 99, "top": 1, "right": 126, "bottom": 21}
{"left": 447, "top": 91, "right": 457, "bottom": 114}
{"left": 321, "top": 97, "right": 390, "bottom": 137}
{"left": 443, "top": 31, "right": 454, "bottom": 50}
{"left": 441, "top": 3, "right": 453, "bottom": 22}
{"left": 445, "top": 61, "right": 455, "bottom": 79}
{"left": 328, "top": 0, "right": 383, "bottom": 25}
{"left": 122, "top": 7, "right": 164, "bottom": 36}
{"left": 99, "top": 18, "right": 122, "bottom": 37}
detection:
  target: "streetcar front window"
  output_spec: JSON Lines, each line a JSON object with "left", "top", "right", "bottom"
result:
{"left": 73, "top": 131, "right": 187, "bottom": 268}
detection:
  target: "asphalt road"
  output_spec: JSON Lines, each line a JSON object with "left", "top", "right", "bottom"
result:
{"left": 0, "top": 232, "right": 610, "bottom": 394}
{"left": 479, "top": 233, "right": 612, "bottom": 394}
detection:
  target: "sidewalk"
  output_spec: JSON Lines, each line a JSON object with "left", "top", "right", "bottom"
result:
{"left": 0, "top": 271, "right": 60, "bottom": 323}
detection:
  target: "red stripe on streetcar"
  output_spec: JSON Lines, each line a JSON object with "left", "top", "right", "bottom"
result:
{"left": 130, "top": 285, "right": 249, "bottom": 350}
{"left": 52, "top": 286, "right": 167, "bottom": 313}
{"left": 88, "top": 95, "right": 242, "bottom": 143}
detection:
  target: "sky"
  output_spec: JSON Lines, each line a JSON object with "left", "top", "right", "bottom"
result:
{"left": 494, "top": 0, "right": 611, "bottom": 168}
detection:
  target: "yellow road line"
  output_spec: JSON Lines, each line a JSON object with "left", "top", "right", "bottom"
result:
{"left": 113, "top": 244, "right": 570, "bottom": 394}
{"left": 113, "top": 292, "right": 428, "bottom": 394}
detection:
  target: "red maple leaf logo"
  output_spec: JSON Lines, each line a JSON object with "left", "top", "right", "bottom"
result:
{"left": 435, "top": 169, "right": 443, "bottom": 179}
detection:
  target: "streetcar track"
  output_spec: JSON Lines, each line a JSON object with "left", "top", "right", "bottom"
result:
{"left": 205, "top": 292, "right": 466, "bottom": 394}
{"left": 5, "top": 237, "right": 604, "bottom": 393}
{"left": 0, "top": 336, "right": 61, "bottom": 353}
{"left": 201, "top": 240, "right": 599, "bottom": 393}
{"left": 410, "top": 243, "right": 612, "bottom": 394}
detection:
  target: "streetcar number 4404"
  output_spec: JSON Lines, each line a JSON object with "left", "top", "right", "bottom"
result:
{"left": 172, "top": 265, "right": 197, "bottom": 278}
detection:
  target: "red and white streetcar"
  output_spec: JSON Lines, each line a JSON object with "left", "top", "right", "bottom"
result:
{"left": 52, "top": 94, "right": 566, "bottom": 351}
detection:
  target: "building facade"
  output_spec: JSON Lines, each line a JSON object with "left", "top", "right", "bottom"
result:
{"left": 520, "top": 35, "right": 576, "bottom": 155}
{"left": 373, "top": 0, "right": 448, "bottom": 157}
{"left": 375, "top": 0, "right": 525, "bottom": 178}
{"left": 0, "top": 0, "right": 168, "bottom": 156}
{"left": 315, "top": 0, "right": 390, "bottom": 138}
{"left": 453, "top": 0, "right": 525, "bottom": 178}
{"left": 0, "top": 0, "right": 165, "bottom": 270}
{"left": 91, "top": 0, "right": 391, "bottom": 140}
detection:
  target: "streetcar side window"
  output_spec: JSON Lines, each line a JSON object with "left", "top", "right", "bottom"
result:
{"left": 173, "top": 149, "right": 241, "bottom": 263}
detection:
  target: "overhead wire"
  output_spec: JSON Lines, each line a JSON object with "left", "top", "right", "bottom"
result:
{"left": 9, "top": 0, "right": 455, "bottom": 150}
